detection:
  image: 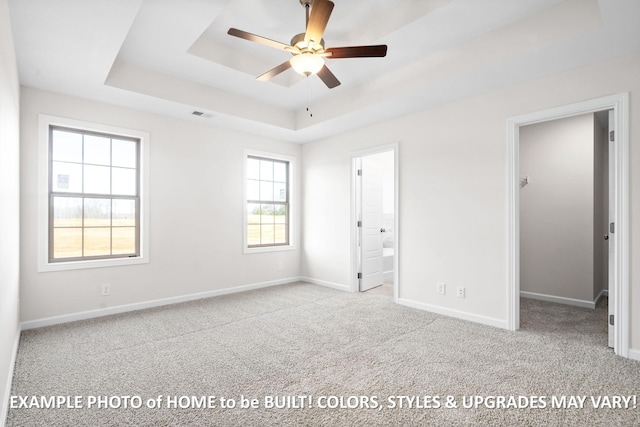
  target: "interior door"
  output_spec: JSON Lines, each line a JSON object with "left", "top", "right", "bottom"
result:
{"left": 360, "top": 155, "right": 384, "bottom": 291}
{"left": 607, "top": 110, "right": 615, "bottom": 348}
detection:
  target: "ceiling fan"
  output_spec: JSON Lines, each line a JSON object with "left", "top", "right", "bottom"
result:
{"left": 227, "top": 0, "right": 387, "bottom": 88}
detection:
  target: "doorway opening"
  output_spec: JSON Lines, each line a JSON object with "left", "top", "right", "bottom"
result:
{"left": 507, "top": 93, "right": 630, "bottom": 358}
{"left": 519, "top": 110, "right": 611, "bottom": 346}
{"left": 351, "top": 144, "right": 399, "bottom": 302}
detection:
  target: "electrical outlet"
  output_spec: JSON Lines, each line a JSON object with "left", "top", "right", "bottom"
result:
{"left": 437, "top": 282, "right": 446, "bottom": 295}
{"left": 277, "top": 262, "right": 284, "bottom": 272}
{"left": 456, "top": 286, "right": 465, "bottom": 298}
{"left": 101, "top": 283, "right": 111, "bottom": 296}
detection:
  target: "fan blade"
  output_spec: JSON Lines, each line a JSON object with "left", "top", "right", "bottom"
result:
{"left": 228, "top": 28, "right": 291, "bottom": 51}
{"left": 305, "top": 0, "right": 334, "bottom": 45}
{"left": 257, "top": 60, "right": 292, "bottom": 81}
{"left": 326, "top": 45, "right": 388, "bottom": 59}
{"left": 317, "top": 65, "right": 340, "bottom": 88}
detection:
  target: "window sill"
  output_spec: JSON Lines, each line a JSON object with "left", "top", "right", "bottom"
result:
{"left": 244, "top": 245, "right": 295, "bottom": 255}
{"left": 38, "top": 255, "right": 148, "bottom": 272}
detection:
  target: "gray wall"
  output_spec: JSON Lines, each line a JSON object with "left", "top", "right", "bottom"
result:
{"left": 519, "top": 113, "right": 607, "bottom": 304}
{"left": 0, "top": 0, "right": 21, "bottom": 420}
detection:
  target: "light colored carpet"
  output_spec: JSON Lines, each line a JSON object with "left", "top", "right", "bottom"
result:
{"left": 7, "top": 282, "right": 640, "bottom": 426}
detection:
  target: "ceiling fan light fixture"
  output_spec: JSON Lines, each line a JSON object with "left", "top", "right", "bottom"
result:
{"left": 290, "top": 53, "right": 324, "bottom": 76}
{"left": 228, "top": 0, "right": 386, "bottom": 88}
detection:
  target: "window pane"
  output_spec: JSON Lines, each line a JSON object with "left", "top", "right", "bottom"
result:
{"left": 84, "top": 227, "right": 111, "bottom": 256}
{"left": 112, "top": 167, "right": 136, "bottom": 196}
{"left": 274, "top": 206, "right": 287, "bottom": 224}
{"left": 84, "top": 198, "right": 111, "bottom": 227}
{"left": 53, "top": 228, "right": 82, "bottom": 259}
{"left": 113, "top": 199, "right": 136, "bottom": 226}
{"left": 247, "top": 225, "right": 261, "bottom": 246}
{"left": 273, "top": 162, "right": 287, "bottom": 183}
{"left": 274, "top": 224, "right": 287, "bottom": 244}
{"left": 52, "top": 161, "right": 82, "bottom": 193}
{"left": 84, "top": 134, "right": 111, "bottom": 166}
{"left": 112, "top": 227, "right": 135, "bottom": 254}
{"left": 274, "top": 182, "right": 286, "bottom": 202}
{"left": 260, "top": 181, "right": 273, "bottom": 201}
{"left": 259, "top": 160, "right": 273, "bottom": 181}
{"left": 53, "top": 197, "right": 82, "bottom": 227}
{"left": 261, "top": 224, "right": 274, "bottom": 245}
{"left": 49, "top": 126, "right": 140, "bottom": 263}
{"left": 245, "top": 156, "right": 290, "bottom": 249}
{"left": 261, "top": 204, "right": 274, "bottom": 225}
{"left": 247, "top": 203, "right": 261, "bottom": 224}
{"left": 247, "top": 179, "right": 259, "bottom": 201}
{"left": 51, "top": 130, "right": 82, "bottom": 163}
{"left": 112, "top": 139, "right": 137, "bottom": 168}
{"left": 247, "top": 158, "right": 260, "bottom": 180}
{"left": 84, "top": 165, "right": 111, "bottom": 194}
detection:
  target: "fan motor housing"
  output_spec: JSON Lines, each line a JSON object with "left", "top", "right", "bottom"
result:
{"left": 290, "top": 33, "right": 325, "bottom": 53}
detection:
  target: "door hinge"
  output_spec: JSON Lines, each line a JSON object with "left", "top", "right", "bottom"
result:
{"left": 357, "top": 220, "right": 362, "bottom": 228}
{"left": 609, "top": 314, "right": 614, "bottom": 326}
{"left": 357, "top": 169, "right": 362, "bottom": 176}
{"left": 357, "top": 272, "right": 362, "bottom": 279}
{"left": 610, "top": 222, "right": 615, "bottom": 234}
{"left": 609, "top": 130, "right": 615, "bottom": 142}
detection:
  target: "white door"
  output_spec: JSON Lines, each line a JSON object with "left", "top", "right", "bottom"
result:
{"left": 360, "top": 155, "right": 384, "bottom": 291}
{"left": 607, "top": 110, "right": 615, "bottom": 348}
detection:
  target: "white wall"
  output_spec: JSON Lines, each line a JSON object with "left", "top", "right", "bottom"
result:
{"left": 301, "top": 52, "right": 640, "bottom": 346}
{"left": 20, "top": 88, "right": 302, "bottom": 322}
{"left": 519, "top": 113, "right": 595, "bottom": 302}
{"left": 11, "top": 39, "right": 640, "bottom": 368}
{"left": 0, "top": 0, "right": 21, "bottom": 421}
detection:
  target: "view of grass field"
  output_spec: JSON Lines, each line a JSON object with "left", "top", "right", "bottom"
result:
{"left": 247, "top": 213, "right": 287, "bottom": 246}
{"left": 52, "top": 218, "right": 136, "bottom": 258}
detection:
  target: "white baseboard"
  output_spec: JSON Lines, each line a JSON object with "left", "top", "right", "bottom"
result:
{"left": 594, "top": 289, "right": 608, "bottom": 305}
{"left": 1, "top": 328, "right": 21, "bottom": 427}
{"left": 299, "top": 277, "right": 350, "bottom": 292}
{"left": 398, "top": 298, "right": 508, "bottom": 330}
{"left": 520, "top": 291, "right": 596, "bottom": 309}
{"left": 20, "top": 277, "right": 302, "bottom": 330}
{"left": 628, "top": 348, "right": 640, "bottom": 362}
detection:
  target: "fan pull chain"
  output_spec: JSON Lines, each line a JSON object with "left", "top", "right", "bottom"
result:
{"left": 306, "top": 77, "right": 313, "bottom": 118}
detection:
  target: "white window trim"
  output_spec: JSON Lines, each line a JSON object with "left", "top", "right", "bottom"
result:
{"left": 37, "top": 114, "right": 150, "bottom": 272}
{"left": 243, "top": 149, "right": 296, "bottom": 254}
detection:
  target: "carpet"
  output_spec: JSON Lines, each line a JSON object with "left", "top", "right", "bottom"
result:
{"left": 7, "top": 282, "right": 640, "bottom": 426}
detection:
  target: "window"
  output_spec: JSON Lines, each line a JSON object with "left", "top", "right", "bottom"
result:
{"left": 245, "top": 153, "right": 293, "bottom": 251}
{"left": 39, "top": 115, "right": 149, "bottom": 271}
{"left": 49, "top": 126, "right": 139, "bottom": 261}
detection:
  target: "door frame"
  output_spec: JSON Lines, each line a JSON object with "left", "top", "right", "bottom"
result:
{"left": 350, "top": 143, "right": 399, "bottom": 302}
{"left": 506, "top": 93, "right": 629, "bottom": 358}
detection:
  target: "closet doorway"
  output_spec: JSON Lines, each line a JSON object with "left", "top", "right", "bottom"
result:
{"left": 507, "top": 93, "right": 630, "bottom": 358}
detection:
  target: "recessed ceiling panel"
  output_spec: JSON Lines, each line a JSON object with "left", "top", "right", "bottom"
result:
{"left": 8, "top": 0, "right": 640, "bottom": 143}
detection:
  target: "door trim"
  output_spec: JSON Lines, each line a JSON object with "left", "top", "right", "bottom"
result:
{"left": 506, "top": 93, "right": 629, "bottom": 358}
{"left": 350, "top": 143, "right": 399, "bottom": 302}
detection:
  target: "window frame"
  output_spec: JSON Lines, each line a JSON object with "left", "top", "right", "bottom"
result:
{"left": 243, "top": 150, "right": 295, "bottom": 254}
{"left": 48, "top": 125, "right": 141, "bottom": 262}
{"left": 38, "top": 115, "right": 150, "bottom": 272}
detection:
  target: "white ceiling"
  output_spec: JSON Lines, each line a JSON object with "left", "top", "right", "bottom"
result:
{"left": 8, "top": 0, "right": 640, "bottom": 143}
